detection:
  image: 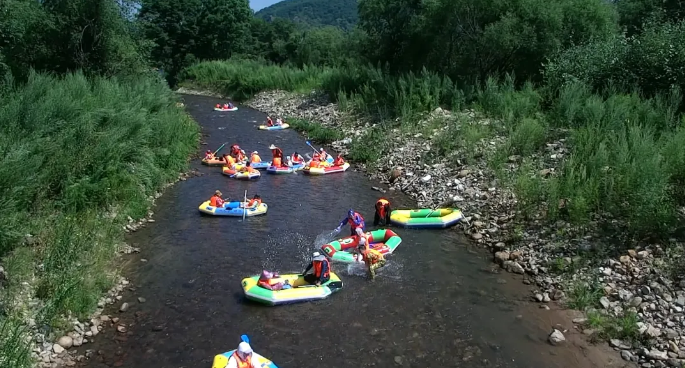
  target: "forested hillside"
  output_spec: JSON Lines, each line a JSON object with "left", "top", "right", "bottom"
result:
{"left": 255, "top": 0, "right": 358, "bottom": 30}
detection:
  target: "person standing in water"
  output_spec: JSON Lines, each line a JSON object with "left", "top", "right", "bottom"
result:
{"left": 336, "top": 209, "right": 365, "bottom": 236}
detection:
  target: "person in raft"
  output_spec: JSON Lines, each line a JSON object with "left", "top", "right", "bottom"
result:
{"left": 225, "top": 341, "right": 260, "bottom": 368}
{"left": 250, "top": 151, "right": 261, "bottom": 163}
{"left": 235, "top": 149, "right": 247, "bottom": 163}
{"left": 275, "top": 117, "right": 284, "bottom": 125}
{"left": 373, "top": 198, "right": 392, "bottom": 226}
{"left": 266, "top": 116, "right": 274, "bottom": 126}
{"left": 332, "top": 153, "right": 345, "bottom": 167}
{"left": 257, "top": 270, "right": 292, "bottom": 291}
{"left": 238, "top": 161, "right": 259, "bottom": 174}
{"left": 230, "top": 144, "right": 241, "bottom": 156}
{"left": 302, "top": 252, "right": 331, "bottom": 286}
{"left": 336, "top": 209, "right": 366, "bottom": 236}
{"left": 290, "top": 151, "right": 305, "bottom": 164}
{"left": 222, "top": 153, "right": 237, "bottom": 168}
{"left": 204, "top": 150, "right": 214, "bottom": 160}
{"left": 269, "top": 144, "right": 286, "bottom": 167}
{"left": 210, "top": 190, "right": 225, "bottom": 208}
{"left": 243, "top": 194, "right": 262, "bottom": 209}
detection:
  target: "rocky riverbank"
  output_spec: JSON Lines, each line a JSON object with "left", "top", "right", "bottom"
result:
{"left": 244, "top": 89, "right": 685, "bottom": 368}
{"left": 8, "top": 168, "right": 203, "bottom": 368}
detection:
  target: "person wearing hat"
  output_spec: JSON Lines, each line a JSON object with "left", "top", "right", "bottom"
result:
{"left": 302, "top": 252, "right": 331, "bottom": 286}
{"left": 210, "top": 190, "right": 225, "bottom": 208}
{"left": 226, "top": 341, "right": 260, "bottom": 368}
{"left": 257, "top": 270, "right": 291, "bottom": 290}
{"left": 250, "top": 151, "right": 261, "bottom": 163}
{"left": 269, "top": 144, "right": 285, "bottom": 167}
{"left": 204, "top": 150, "right": 214, "bottom": 160}
{"left": 336, "top": 209, "right": 366, "bottom": 236}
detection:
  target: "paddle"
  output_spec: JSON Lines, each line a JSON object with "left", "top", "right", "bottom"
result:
{"left": 242, "top": 190, "right": 247, "bottom": 221}
{"left": 241, "top": 335, "right": 250, "bottom": 343}
{"left": 213, "top": 143, "right": 227, "bottom": 156}
{"left": 305, "top": 140, "right": 319, "bottom": 154}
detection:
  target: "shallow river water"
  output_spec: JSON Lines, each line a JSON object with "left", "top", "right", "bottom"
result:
{"left": 80, "top": 94, "right": 606, "bottom": 368}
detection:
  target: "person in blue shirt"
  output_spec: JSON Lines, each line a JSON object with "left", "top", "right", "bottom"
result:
{"left": 336, "top": 209, "right": 366, "bottom": 236}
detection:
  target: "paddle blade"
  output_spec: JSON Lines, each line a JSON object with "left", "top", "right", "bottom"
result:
{"left": 241, "top": 334, "right": 250, "bottom": 343}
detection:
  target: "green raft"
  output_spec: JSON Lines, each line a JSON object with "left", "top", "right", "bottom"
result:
{"left": 321, "top": 228, "right": 402, "bottom": 263}
{"left": 390, "top": 208, "right": 464, "bottom": 229}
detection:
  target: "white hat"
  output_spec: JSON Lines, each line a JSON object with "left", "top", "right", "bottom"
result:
{"left": 319, "top": 147, "right": 324, "bottom": 151}
{"left": 252, "top": 151, "right": 258, "bottom": 154}
{"left": 312, "top": 252, "right": 325, "bottom": 261}
{"left": 238, "top": 342, "right": 253, "bottom": 355}
{"left": 269, "top": 144, "right": 276, "bottom": 149}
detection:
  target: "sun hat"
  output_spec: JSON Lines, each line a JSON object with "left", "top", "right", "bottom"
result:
{"left": 269, "top": 144, "right": 276, "bottom": 149}
{"left": 312, "top": 252, "right": 325, "bottom": 261}
{"left": 215, "top": 190, "right": 222, "bottom": 196}
{"left": 238, "top": 342, "right": 253, "bottom": 355}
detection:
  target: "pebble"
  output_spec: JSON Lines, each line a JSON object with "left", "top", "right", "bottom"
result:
{"left": 548, "top": 329, "right": 566, "bottom": 345}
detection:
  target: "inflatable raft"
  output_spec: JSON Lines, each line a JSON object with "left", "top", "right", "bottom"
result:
{"left": 258, "top": 123, "right": 290, "bottom": 131}
{"left": 321, "top": 229, "right": 402, "bottom": 263}
{"left": 202, "top": 157, "right": 228, "bottom": 167}
{"left": 198, "top": 201, "right": 268, "bottom": 217}
{"left": 212, "top": 350, "right": 278, "bottom": 368}
{"left": 250, "top": 161, "right": 271, "bottom": 170}
{"left": 233, "top": 170, "right": 261, "bottom": 180}
{"left": 242, "top": 273, "right": 343, "bottom": 306}
{"left": 390, "top": 208, "right": 464, "bottom": 229}
{"left": 266, "top": 165, "right": 295, "bottom": 174}
{"left": 304, "top": 162, "right": 350, "bottom": 175}
{"left": 214, "top": 107, "right": 238, "bottom": 112}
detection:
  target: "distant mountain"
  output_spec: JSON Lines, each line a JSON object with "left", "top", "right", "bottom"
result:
{"left": 250, "top": 0, "right": 283, "bottom": 12}
{"left": 255, "top": 0, "right": 358, "bottom": 30}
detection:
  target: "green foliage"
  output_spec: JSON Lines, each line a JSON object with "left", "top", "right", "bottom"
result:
{"left": 0, "top": 72, "right": 198, "bottom": 366}
{"left": 138, "top": 0, "right": 253, "bottom": 85}
{"left": 358, "top": 0, "right": 618, "bottom": 83}
{"left": 255, "top": 0, "right": 359, "bottom": 30}
{"left": 287, "top": 118, "right": 343, "bottom": 143}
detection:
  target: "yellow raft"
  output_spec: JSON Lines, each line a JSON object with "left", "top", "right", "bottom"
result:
{"left": 390, "top": 208, "right": 464, "bottom": 229}
{"left": 242, "top": 273, "right": 343, "bottom": 306}
{"left": 198, "top": 201, "right": 268, "bottom": 217}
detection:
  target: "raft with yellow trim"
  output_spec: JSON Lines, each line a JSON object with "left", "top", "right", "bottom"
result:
{"left": 202, "top": 157, "right": 228, "bottom": 167}
{"left": 212, "top": 350, "right": 278, "bottom": 368}
{"left": 198, "top": 201, "right": 268, "bottom": 216}
{"left": 303, "top": 162, "right": 350, "bottom": 175}
{"left": 258, "top": 123, "right": 290, "bottom": 131}
{"left": 242, "top": 273, "right": 343, "bottom": 306}
{"left": 321, "top": 228, "right": 402, "bottom": 263}
{"left": 232, "top": 170, "right": 261, "bottom": 180}
{"left": 390, "top": 208, "right": 464, "bottom": 229}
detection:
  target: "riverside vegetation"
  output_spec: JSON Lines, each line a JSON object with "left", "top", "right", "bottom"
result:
{"left": 178, "top": 0, "right": 685, "bottom": 365}
{"left": 0, "top": 1, "right": 200, "bottom": 367}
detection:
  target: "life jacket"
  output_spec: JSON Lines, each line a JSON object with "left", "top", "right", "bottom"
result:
{"left": 363, "top": 249, "right": 383, "bottom": 265}
{"left": 267, "top": 118, "right": 273, "bottom": 126}
{"left": 251, "top": 154, "right": 261, "bottom": 163}
{"left": 210, "top": 195, "right": 222, "bottom": 207}
{"left": 248, "top": 198, "right": 262, "bottom": 207}
{"left": 291, "top": 154, "right": 302, "bottom": 163}
{"left": 313, "top": 259, "right": 330, "bottom": 278}
{"left": 333, "top": 157, "right": 344, "bottom": 166}
{"left": 273, "top": 157, "right": 282, "bottom": 167}
{"left": 231, "top": 351, "right": 253, "bottom": 368}
{"left": 309, "top": 160, "right": 320, "bottom": 168}
{"left": 272, "top": 148, "right": 283, "bottom": 158}
{"left": 349, "top": 212, "right": 365, "bottom": 230}
{"left": 225, "top": 155, "right": 236, "bottom": 166}
{"left": 223, "top": 104, "right": 229, "bottom": 109}
{"left": 376, "top": 198, "right": 390, "bottom": 217}
{"left": 236, "top": 151, "right": 246, "bottom": 162}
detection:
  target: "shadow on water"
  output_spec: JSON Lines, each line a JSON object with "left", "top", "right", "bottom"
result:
{"left": 79, "top": 94, "right": 589, "bottom": 368}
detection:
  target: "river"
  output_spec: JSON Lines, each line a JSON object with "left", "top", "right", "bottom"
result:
{"left": 79, "top": 94, "right": 617, "bottom": 368}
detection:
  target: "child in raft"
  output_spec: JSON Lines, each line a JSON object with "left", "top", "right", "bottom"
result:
{"left": 204, "top": 150, "right": 214, "bottom": 160}
{"left": 257, "top": 270, "right": 292, "bottom": 290}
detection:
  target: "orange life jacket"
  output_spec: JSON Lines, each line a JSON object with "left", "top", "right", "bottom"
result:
{"left": 333, "top": 157, "right": 344, "bottom": 166}
{"left": 376, "top": 198, "right": 390, "bottom": 217}
{"left": 273, "top": 157, "right": 282, "bottom": 167}
{"left": 313, "top": 259, "right": 330, "bottom": 278}
{"left": 363, "top": 249, "right": 383, "bottom": 265}
{"left": 251, "top": 154, "right": 261, "bottom": 163}
{"left": 247, "top": 198, "right": 262, "bottom": 207}
{"left": 210, "top": 195, "right": 222, "bottom": 207}
{"left": 291, "top": 154, "right": 302, "bottom": 163}
{"left": 225, "top": 155, "right": 236, "bottom": 165}
{"left": 231, "top": 351, "right": 253, "bottom": 368}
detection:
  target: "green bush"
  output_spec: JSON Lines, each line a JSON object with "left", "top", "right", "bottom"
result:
{"left": 0, "top": 71, "right": 198, "bottom": 366}
{"left": 287, "top": 117, "right": 343, "bottom": 143}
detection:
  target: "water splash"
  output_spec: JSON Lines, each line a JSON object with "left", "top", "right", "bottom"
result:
{"left": 314, "top": 229, "right": 338, "bottom": 248}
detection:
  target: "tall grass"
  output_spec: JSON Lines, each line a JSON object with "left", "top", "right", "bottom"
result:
{"left": 181, "top": 59, "right": 685, "bottom": 240}
{"left": 0, "top": 71, "right": 199, "bottom": 368}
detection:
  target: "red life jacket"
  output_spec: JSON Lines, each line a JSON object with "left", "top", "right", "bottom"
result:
{"left": 313, "top": 259, "right": 330, "bottom": 278}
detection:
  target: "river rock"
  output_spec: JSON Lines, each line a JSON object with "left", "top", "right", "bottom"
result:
{"left": 53, "top": 344, "right": 64, "bottom": 354}
{"left": 548, "top": 329, "right": 566, "bottom": 345}
{"left": 57, "top": 336, "right": 73, "bottom": 349}
{"left": 119, "top": 302, "right": 129, "bottom": 312}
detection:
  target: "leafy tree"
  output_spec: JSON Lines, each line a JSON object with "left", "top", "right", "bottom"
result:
{"left": 139, "top": 0, "right": 253, "bottom": 84}
{"left": 617, "top": 0, "right": 685, "bottom": 35}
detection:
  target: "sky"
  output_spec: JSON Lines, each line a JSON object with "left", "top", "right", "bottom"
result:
{"left": 250, "top": 0, "right": 284, "bottom": 12}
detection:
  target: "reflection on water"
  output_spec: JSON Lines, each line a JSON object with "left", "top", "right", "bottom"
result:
{"left": 80, "top": 95, "right": 583, "bottom": 368}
